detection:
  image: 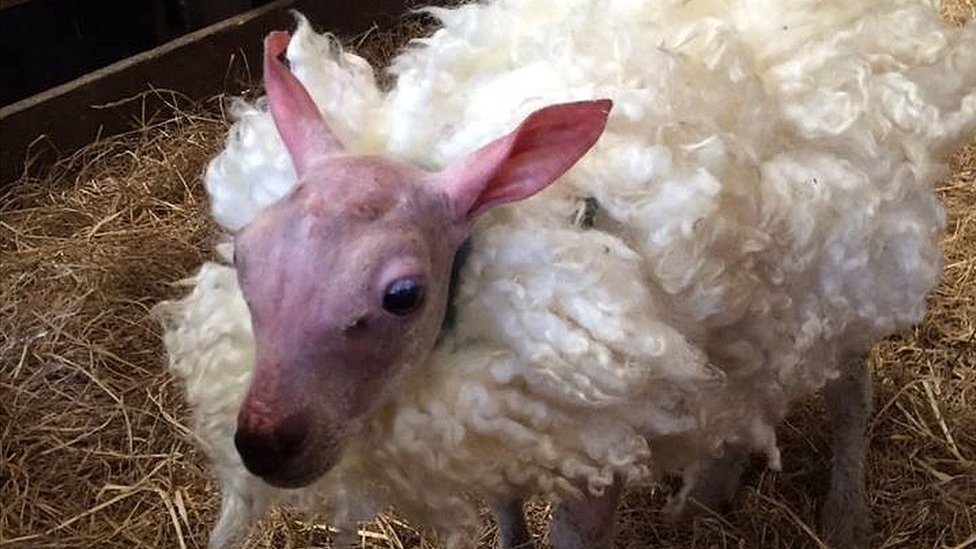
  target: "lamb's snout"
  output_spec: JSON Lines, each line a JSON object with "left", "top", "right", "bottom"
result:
{"left": 234, "top": 409, "right": 309, "bottom": 481}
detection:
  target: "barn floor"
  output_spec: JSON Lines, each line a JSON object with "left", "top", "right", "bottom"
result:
{"left": 1, "top": 2, "right": 974, "bottom": 548}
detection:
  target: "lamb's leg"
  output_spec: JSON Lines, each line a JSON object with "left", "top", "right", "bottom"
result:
{"left": 549, "top": 480, "right": 623, "bottom": 549}
{"left": 686, "top": 443, "right": 751, "bottom": 516}
{"left": 491, "top": 499, "right": 534, "bottom": 548}
{"left": 820, "top": 355, "right": 872, "bottom": 549}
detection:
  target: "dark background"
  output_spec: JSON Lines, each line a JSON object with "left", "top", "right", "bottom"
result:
{"left": 1, "top": 0, "right": 273, "bottom": 106}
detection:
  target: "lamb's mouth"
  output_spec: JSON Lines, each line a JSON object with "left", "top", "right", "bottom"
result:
{"left": 254, "top": 451, "right": 339, "bottom": 489}
{"left": 235, "top": 426, "right": 342, "bottom": 489}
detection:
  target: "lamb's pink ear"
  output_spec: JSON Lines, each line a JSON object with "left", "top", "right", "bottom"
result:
{"left": 439, "top": 99, "right": 612, "bottom": 224}
{"left": 264, "top": 31, "right": 344, "bottom": 175}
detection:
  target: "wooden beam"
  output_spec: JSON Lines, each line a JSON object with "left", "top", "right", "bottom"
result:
{"left": 1, "top": 0, "right": 40, "bottom": 10}
{"left": 0, "top": 0, "right": 407, "bottom": 186}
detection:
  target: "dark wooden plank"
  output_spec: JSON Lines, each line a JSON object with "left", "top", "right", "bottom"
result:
{"left": 184, "top": 0, "right": 254, "bottom": 28}
{"left": 1, "top": 0, "right": 170, "bottom": 105}
{"left": 0, "top": 0, "right": 40, "bottom": 10}
{"left": 0, "top": 0, "right": 408, "bottom": 186}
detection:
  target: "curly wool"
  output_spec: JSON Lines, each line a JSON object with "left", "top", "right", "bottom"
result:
{"left": 156, "top": 0, "right": 976, "bottom": 546}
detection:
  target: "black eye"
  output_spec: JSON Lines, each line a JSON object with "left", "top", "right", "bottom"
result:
{"left": 383, "top": 277, "right": 426, "bottom": 316}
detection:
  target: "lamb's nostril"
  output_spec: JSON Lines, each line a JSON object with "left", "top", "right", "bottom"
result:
{"left": 234, "top": 428, "right": 280, "bottom": 478}
{"left": 234, "top": 411, "right": 310, "bottom": 479}
{"left": 275, "top": 411, "right": 309, "bottom": 453}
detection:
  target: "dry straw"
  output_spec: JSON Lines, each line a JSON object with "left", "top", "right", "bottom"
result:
{"left": 1, "top": 2, "right": 974, "bottom": 548}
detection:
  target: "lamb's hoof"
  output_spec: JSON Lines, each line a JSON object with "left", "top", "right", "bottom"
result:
{"left": 670, "top": 495, "right": 733, "bottom": 525}
{"left": 672, "top": 470, "right": 743, "bottom": 523}
{"left": 673, "top": 444, "right": 751, "bottom": 525}
{"left": 819, "top": 493, "right": 872, "bottom": 549}
{"left": 495, "top": 527, "right": 535, "bottom": 549}
{"left": 498, "top": 540, "right": 535, "bottom": 549}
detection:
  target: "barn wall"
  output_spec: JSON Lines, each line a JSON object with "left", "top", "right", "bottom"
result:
{"left": 0, "top": 0, "right": 412, "bottom": 186}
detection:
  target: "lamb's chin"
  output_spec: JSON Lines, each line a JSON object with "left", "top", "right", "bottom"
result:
{"left": 259, "top": 467, "right": 328, "bottom": 490}
{"left": 256, "top": 455, "right": 338, "bottom": 490}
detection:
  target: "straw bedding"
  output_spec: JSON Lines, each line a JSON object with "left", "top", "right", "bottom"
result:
{"left": 1, "top": 2, "right": 973, "bottom": 548}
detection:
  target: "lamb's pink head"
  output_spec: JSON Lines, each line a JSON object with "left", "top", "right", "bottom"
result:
{"left": 232, "top": 30, "right": 611, "bottom": 488}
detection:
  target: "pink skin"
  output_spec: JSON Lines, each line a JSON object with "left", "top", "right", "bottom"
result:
{"left": 233, "top": 30, "right": 612, "bottom": 488}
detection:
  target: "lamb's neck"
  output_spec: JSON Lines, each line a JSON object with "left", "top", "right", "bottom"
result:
{"left": 438, "top": 237, "right": 474, "bottom": 340}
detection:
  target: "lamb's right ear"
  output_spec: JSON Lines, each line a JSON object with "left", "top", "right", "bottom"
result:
{"left": 264, "top": 31, "right": 344, "bottom": 176}
{"left": 438, "top": 100, "right": 611, "bottom": 230}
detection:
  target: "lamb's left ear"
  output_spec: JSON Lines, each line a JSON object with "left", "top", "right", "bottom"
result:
{"left": 264, "top": 30, "right": 345, "bottom": 176}
{"left": 440, "top": 99, "right": 612, "bottom": 224}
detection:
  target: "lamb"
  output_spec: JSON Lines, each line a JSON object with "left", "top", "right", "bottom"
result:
{"left": 154, "top": 0, "right": 976, "bottom": 548}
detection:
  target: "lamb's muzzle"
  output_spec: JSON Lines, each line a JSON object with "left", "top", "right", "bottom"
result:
{"left": 234, "top": 407, "right": 311, "bottom": 485}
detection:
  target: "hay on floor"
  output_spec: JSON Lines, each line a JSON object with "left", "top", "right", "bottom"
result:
{"left": 1, "top": 3, "right": 974, "bottom": 548}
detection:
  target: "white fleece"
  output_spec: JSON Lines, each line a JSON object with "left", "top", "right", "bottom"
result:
{"left": 155, "top": 1, "right": 976, "bottom": 546}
